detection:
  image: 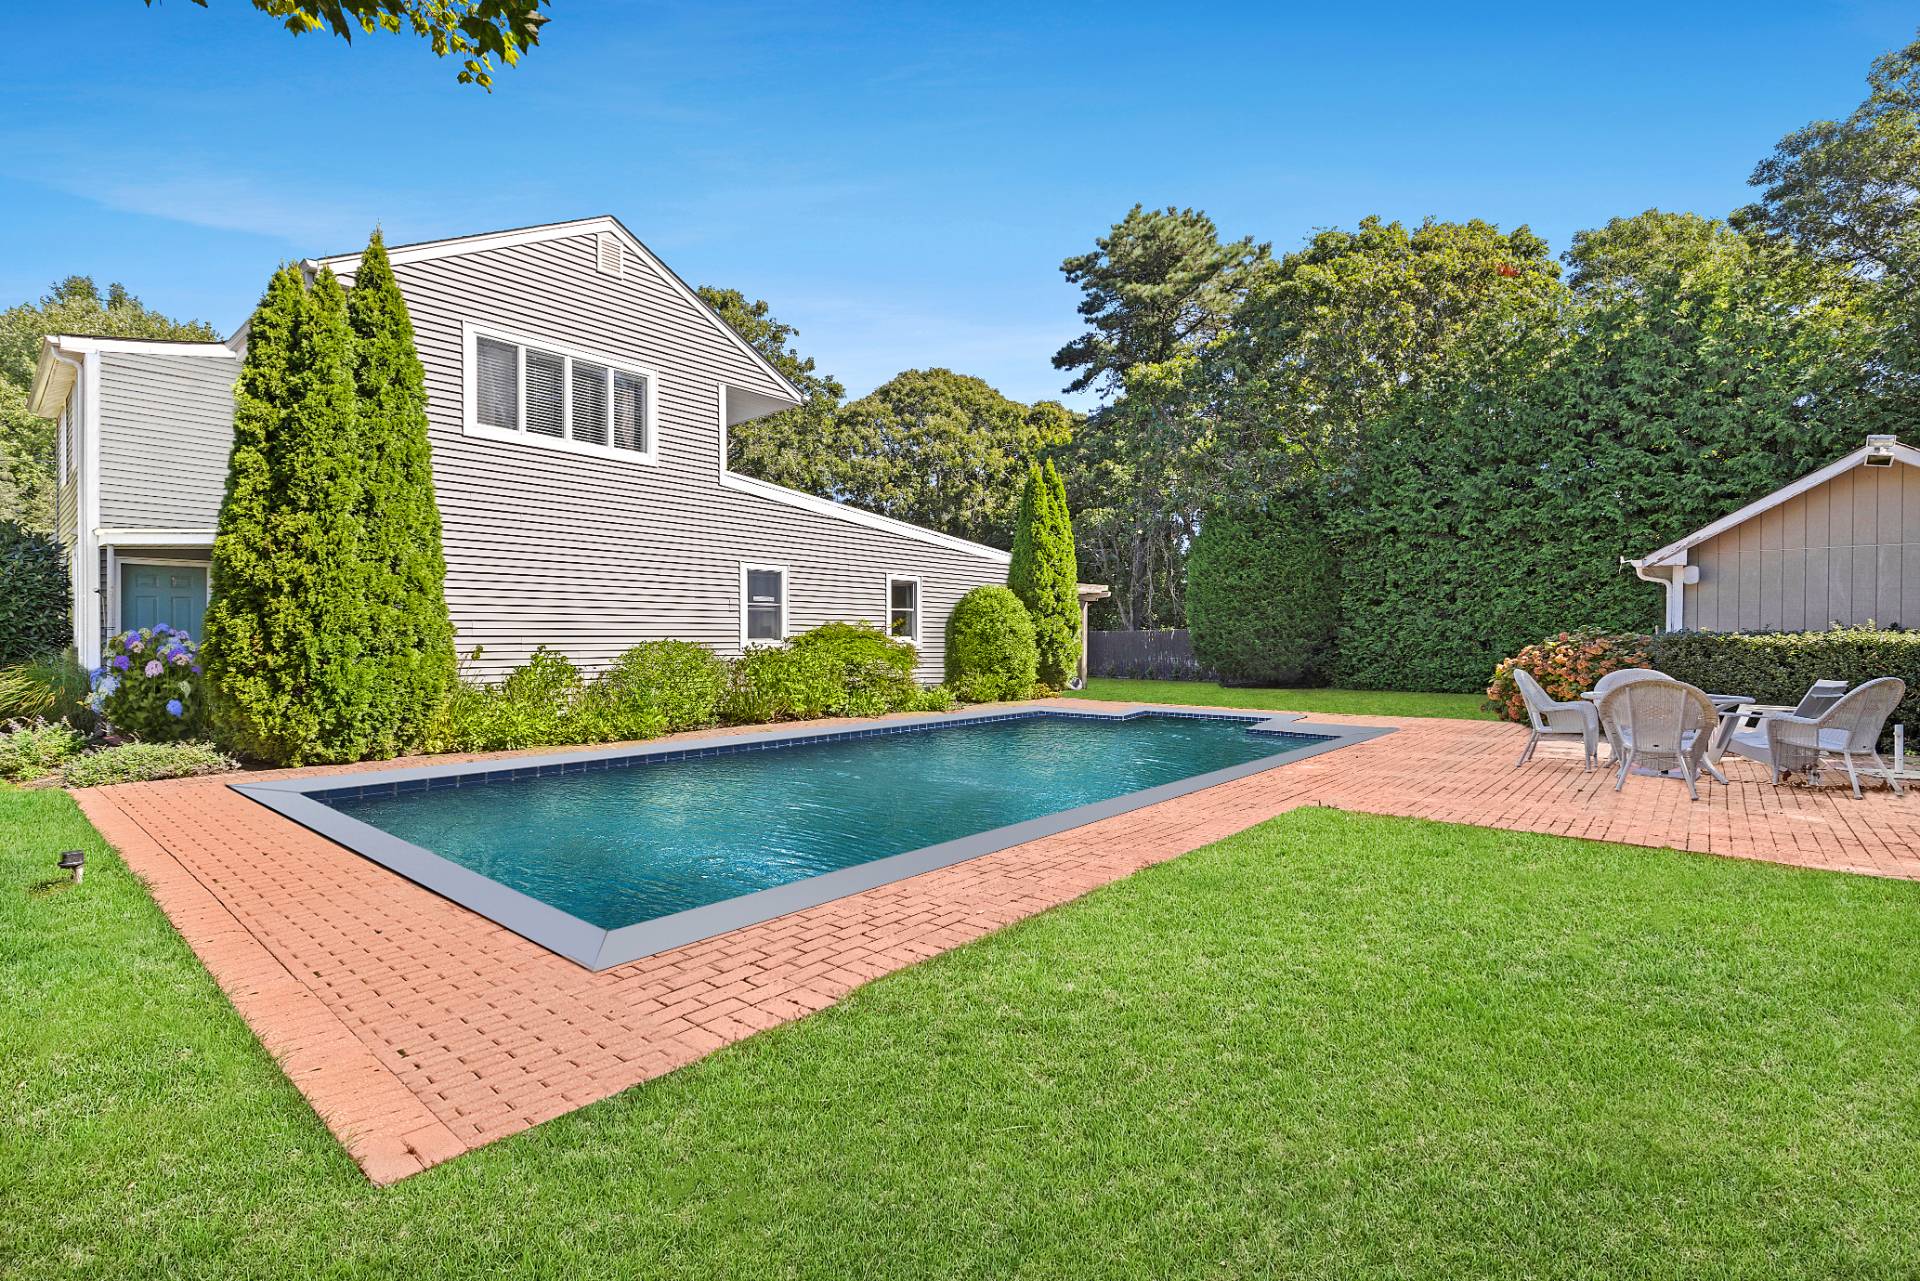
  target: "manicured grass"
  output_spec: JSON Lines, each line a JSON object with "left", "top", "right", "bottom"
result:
{"left": 6, "top": 787, "right": 1919, "bottom": 1278}
{"left": 1081, "top": 676, "right": 1496, "bottom": 719}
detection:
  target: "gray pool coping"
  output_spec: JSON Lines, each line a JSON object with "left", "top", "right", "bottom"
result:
{"left": 232, "top": 703, "right": 1394, "bottom": 972}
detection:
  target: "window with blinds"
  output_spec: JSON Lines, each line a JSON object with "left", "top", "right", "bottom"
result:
{"left": 468, "top": 328, "right": 651, "bottom": 458}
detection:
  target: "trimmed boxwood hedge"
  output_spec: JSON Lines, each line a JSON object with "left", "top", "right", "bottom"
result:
{"left": 945, "top": 585, "right": 1038, "bottom": 702}
{"left": 1649, "top": 627, "right": 1920, "bottom": 744}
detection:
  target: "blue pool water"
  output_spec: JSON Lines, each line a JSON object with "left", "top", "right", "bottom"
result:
{"left": 322, "top": 713, "right": 1323, "bottom": 930}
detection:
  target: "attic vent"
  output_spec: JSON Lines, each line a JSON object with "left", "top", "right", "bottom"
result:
{"left": 596, "top": 232, "right": 625, "bottom": 278}
{"left": 1866, "top": 433, "right": 1897, "bottom": 466}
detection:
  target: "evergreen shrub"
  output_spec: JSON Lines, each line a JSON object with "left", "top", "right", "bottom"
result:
{"left": 1008, "top": 461, "right": 1080, "bottom": 687}
{"left": 945, "top": 586, "right": 1038, "bottom": 702}
{"left": 1187, "top": 500, "right": 1339, "bottom": 687}
{"left": 0, "top": 521, "right": 69, "bottom": 666}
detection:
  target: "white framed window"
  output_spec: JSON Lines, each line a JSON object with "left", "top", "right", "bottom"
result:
{"left": 886, "top": 574, "right": 921, "bottom": 644}
{"left": 740, "top": 563, "right": 787, "bottom": 646}
{"left": 462, "top": 322, "right": 657, "bottom": 463}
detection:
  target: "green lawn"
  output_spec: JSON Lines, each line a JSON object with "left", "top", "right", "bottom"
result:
{"left": 1081, "top": 676, "right": 1496, "bottom": 719}
{"left": 6, "top": 785, "right": 1918, "bottom": 1279}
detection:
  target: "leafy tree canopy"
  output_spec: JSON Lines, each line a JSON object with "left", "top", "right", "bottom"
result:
{"left": 1209, "top": 216, "right": 1563, "bottom": 478}
{"left": 1053, "top": 204, "right": 1269, "bottom": 397}
{"left": 1564, "top": 209, "right": 1730, "bottom": 296}
{"left": 832, "top": 368, "right": 1070, "bottom": 549}
{"left": 150, "top": 0, "right": 547, "bottom": 89}
{"left": 0, "top": 277, "right": 216, "bottom": 530}
{"left": 1741, "top": 31, "right": 1920, "bottom": 275}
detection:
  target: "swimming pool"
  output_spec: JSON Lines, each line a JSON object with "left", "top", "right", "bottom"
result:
{"left": 236, "top": 706, "right": 1389, "bottom": 969}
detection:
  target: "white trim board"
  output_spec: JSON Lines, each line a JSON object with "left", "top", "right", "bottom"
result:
{"left": 715, "top": 386, "right": 1012, "bottom": 565}
{"left": 1631, "top": 437, "right": 1920, "bottom": 569}
{"left": 97, "top": 528, "right": 217, "bottom": 547}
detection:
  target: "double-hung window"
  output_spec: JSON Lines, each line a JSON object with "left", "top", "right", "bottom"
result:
{"left": 468, "top": 325, "right": 654, "bottom": 460}
{"left": 887, "top": 576, "right": 920, "bottom": 643}
{"left": 742, "top": 565, "right": 786, "bottom": 645}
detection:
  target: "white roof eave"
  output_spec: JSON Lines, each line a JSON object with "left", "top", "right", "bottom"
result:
{"left": 1631, "top": 441, "right": 1920, "bottom": 568}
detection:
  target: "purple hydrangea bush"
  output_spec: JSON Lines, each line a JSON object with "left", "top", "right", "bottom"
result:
{"left": 89, "top": 624, "right": 207, "bottom": 742}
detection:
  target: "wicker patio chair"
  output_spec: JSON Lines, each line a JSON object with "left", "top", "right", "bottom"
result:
{"left": 1724, "top": 677, "right": 1907, "bottom": 800}
{"left": 1721, "top": 679, "right": 1850, "bottom": 739}
{"left": 1512, "top": 667, "right": 1600, "bottom": 770}
{"left": 1589, "top": 668, "right": 1668, "bottom": 762}
{"left": 1596, "top": 677, "right": 1720, "bottom": 800}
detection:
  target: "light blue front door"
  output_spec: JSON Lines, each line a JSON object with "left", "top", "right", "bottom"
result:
{"left": 120, "top": 562, "right": 208, "bottom": 641}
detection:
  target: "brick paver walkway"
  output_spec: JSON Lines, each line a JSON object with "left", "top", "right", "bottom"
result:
{"left": 73, "top": 702, "right": 1920, "bottom": 1182}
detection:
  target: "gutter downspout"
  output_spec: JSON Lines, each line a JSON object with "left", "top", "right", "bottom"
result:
{"left": 1625, "top": 555, "right": 1687, "bottom": 632}
{"left": 46, "top": 346, "right": 90, "bottom": 661}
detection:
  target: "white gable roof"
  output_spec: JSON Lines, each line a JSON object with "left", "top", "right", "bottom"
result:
{"left": 305, "top": 215, "right": 807, "bottom": 407}
{"left": 1631, "top": 435, "right": 1920, "bottom": 568}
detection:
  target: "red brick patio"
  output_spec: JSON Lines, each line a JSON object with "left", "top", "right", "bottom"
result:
{"left": 73, "top": 702, "right": 1920, "bottom": 1183}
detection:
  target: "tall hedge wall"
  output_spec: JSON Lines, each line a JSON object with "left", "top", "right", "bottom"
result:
{"left": 1188, "top": 499, "right": 1339, "bottom": 686}
{"left": 1331, "top": 238, "right": 1869, "bottom": 692}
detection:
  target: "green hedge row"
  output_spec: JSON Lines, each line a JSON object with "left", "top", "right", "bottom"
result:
{"left": 426, "top": 626, "right": 958, "bottom": 755}
{"left": 1649, "top": 628, "right": 1920, "bottom": 742}
{"left": 1187, "top": 500, "right": 1340, "bottom": 686}
{"left": 1488, "top": 626, "right": 1920, "bottom": 745}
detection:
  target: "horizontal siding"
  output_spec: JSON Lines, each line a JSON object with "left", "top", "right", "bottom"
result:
{"left": 390, "top": 230, "right": 1005, "bottom": 682}
{"left": 1682, "top": 464, "right": 1920, "bottom": 630}
{"left": 96, "top": 353, "right": 236, "bottom": 529}
{"left": 78, "top": 230, "right": 1008, "bottom": 684}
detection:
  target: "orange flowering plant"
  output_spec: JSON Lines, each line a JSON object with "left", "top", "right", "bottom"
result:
{"left": 1486, "top": 632, "right": 1652, "bottom": 722}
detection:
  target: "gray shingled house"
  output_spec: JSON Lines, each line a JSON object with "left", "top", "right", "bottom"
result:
{"left": 27, "top": 217, "right": 1013, "bottom": 681}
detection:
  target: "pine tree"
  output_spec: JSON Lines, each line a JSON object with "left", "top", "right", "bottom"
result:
{"left": 1007, "top": 460, "right": 1081, "bottom": 687}
{"left": 204, "top": 267, "right": 375, "bottom": 765}
{"left": 347, "top": 231, "right": 454, "bottom": 754}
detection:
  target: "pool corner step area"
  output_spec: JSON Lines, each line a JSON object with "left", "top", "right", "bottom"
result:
{"left": 233, "top": 705, "right": 1393, "bottom": 971}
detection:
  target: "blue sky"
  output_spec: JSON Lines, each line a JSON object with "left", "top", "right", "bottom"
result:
{"left": 2, "top": 2, "right": 1913, "bottom": 405}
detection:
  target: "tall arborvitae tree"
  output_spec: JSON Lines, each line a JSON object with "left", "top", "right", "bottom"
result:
{"left": 347, "top": 231, "right": 454, "bottom": 754}
{"left": 203, "top": 267, "right": 300, "bottom": 759}
{"left": 204, "top": 267, "right": 374, "bottom": 765}
{"left": 1007, "top": 459, "right": 1080, "bottom": 687}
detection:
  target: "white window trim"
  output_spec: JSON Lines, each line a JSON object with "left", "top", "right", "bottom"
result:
{"left": 885, "top": 573, "right": 922, "bottom": 646}
{"left": 107, "top": 554, "right": 212, "bottom": 639}
{"left": 739, "top": 561, "right": 789, "bottom": 649}
{"left": 460, "top": 320, "right": 659, "bottom": 464}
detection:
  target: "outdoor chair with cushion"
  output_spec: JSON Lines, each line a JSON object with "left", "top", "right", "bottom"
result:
{"left": 1596, "top": 677, "right": 1721, "bottom": 800}
{"left": 1724, "top": 677, "right": 1908, "bottom": 800}
{"left": 1512, "top": 667, "right": 1601, "bottom": 770}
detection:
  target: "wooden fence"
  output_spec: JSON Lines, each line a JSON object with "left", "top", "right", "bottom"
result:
{"left": 1087, "top": 629, "right": 1213, "bottom": 681}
